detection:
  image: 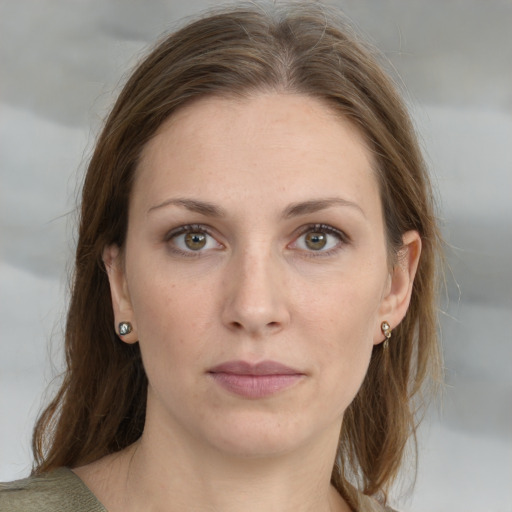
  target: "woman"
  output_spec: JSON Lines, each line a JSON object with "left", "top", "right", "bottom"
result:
{"left": 0, "top": 2, "right": 442, "bottom": 511}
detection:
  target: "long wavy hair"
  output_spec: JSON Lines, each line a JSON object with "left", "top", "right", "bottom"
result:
{"left": 32, "top": 2, "right": 443, "bottom": 508}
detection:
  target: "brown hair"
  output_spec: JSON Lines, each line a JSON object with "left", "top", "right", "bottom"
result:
{"left": 32, "top": 2, "right": 442, "bottom": 508}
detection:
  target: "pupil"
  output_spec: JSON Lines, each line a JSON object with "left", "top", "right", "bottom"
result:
{"left": 306, "top": 232, "right": 326, "bottom": 250}
{"left": 185, "top": 232, "right": 206, "bottom": 250}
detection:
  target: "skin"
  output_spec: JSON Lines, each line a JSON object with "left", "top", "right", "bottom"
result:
{"left": 75, "top": 93, "right": 421, "bottom": 512}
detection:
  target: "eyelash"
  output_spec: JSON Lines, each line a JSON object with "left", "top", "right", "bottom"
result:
{"left": 164, "top": 223, "right": 350, "bottom": 257}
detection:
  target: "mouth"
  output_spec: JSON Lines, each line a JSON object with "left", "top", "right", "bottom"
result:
{"left": 208, "top": 360, "right": 305, "bottom": 399}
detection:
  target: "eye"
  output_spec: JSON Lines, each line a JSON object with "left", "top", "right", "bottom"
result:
{"left": 166, "top": 225, "right": 223, "bottom": 255}
{"left": 184, "top": 232, "right": 207, "bottom": 250}
{"left": 290, "top": 224, "right": 347, "bottom": 254}
{"left": 304, "top": 232, "right": 329, "bottom": 250}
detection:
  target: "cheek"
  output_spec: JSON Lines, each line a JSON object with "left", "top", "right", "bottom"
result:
{"left": 298, "top": 270, "right": 384, "bottom": 392}
{"left": 300, "top": 268, "right": 384, "bottom": 342}
{"left": 128, "top": 268, "right": 216, "bottom": 368}
{"left": 307, "top": 312, "right": 375, "bottom": 419}
{"left": 129, "top": 278, "right": 219, "bottom": 415}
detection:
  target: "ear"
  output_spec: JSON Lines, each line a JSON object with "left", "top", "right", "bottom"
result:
{"left": 374, "top": 230, "right": 421, "bottom": 345}
{"left": 103, "top": 244, "right": 138, "bottom": 344}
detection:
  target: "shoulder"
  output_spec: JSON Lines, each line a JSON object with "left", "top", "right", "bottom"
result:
{"left": 0, "top": 467, "right": 106, "bottom": 512}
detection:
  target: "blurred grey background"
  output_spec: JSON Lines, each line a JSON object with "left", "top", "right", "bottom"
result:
{"left": 1, "top": 1, "right": 511, "bottom": 510}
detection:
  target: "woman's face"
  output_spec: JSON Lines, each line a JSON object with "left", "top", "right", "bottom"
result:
{"left": 105, "top": 93, "right": 418, "bottom": 458}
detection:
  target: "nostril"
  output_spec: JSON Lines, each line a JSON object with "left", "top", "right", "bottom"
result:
{"left": 229, "top": 320, "right": 280, "bottom": 331}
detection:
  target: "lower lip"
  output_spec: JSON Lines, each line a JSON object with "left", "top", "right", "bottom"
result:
{"left": 210, "top": 373, "right": 303, "bottom": 399}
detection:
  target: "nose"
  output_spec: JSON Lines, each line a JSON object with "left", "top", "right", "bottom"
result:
{"left": 221, "top": 247, "right": 291, "bottom": 337}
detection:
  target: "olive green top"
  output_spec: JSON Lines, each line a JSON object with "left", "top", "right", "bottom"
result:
{"left": 0, "top": 468, "right": 106, "bottom": 512}
{"left": 0, "top": 467, "right": 398, "bottom": 512}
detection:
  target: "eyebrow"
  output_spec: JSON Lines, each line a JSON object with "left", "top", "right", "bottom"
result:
{"left": 283, "top": 198, "right": 365, "bottom": 219}
{"left": 147, "top": 198, "right": 226, "bottom": 217}
{"left": 147, "top": 196, "right": 365, "bottom": 218}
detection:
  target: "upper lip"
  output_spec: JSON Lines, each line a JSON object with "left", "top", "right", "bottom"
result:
{"left": 208, "top": 360, "right": 303, "bottom": 376}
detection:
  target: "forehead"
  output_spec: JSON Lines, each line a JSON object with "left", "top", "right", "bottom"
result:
{"left": 134, "top": 92, "right": 380, "bottom": 219}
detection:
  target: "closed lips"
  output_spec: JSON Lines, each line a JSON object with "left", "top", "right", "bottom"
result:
{"left": 208, "top": 360, "right": 305, "bottom": 399}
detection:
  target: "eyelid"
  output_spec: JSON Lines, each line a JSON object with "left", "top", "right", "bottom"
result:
{"left": 164, "top": 223, "right": 214, "bottom": 241}
{"left": 298, "top": 223, "right": 350, "bottom": 242}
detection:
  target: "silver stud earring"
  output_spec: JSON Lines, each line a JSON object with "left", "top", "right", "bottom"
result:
{"left": 118, "top": 322, "right": 133, "bottom": 336}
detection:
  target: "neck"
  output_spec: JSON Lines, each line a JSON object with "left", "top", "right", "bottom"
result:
{"left": 120, "top": 423, "right": 347, "bottom": 512}
{"left": 75, "top": 402, "right": 350, "bottom": 512}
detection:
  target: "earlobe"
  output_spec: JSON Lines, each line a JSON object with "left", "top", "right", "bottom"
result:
{"left": 103, "top": 244, "right": 138, "bottom": 344}
{"left": 374, "top": 230, "right": 421, "bottom": 345}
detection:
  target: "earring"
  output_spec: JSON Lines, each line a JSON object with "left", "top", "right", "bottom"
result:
{"left": 381, "top": 321, "right": 392, "bottom": 350}
{"left": 381, "top": 321, "right": 392, "bottom": 339}
{"left": 118, "top": 321, "right": 133, "bottom": 336}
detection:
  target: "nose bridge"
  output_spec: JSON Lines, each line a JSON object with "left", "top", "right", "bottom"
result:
{"left": 222, "top": 240, "right": 289, "bottom": 335}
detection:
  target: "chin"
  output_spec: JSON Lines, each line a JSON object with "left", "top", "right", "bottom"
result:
{"left": 198, "top": 410, "right": 329, "bottom": 460}
{"left": 209, "top": 432, "right": 299, "bottom": 459}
